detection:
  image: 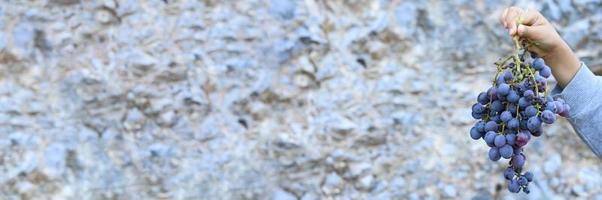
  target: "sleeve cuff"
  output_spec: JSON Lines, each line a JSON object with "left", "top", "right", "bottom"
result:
{"left": 550, "top": 62, "right": 601, "bottom": 118}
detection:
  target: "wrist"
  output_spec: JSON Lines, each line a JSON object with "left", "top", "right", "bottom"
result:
{"left": 544, "top": 41, "right": 580, "bottom": 87}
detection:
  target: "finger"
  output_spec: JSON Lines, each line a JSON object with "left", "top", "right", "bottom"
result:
{"left": 500, "top": 8, "right": 509, "bottom": 28}
{"left": 504, "top": 7, "right": 524, "bottom": 35}
{"left": 517, "top": 24, "right": 546, "bottom": 41}
{"left": 518, "top": 8, "right": 542, "bottom": 26}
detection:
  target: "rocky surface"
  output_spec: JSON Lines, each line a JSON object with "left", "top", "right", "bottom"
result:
{"left": 0, "top": 0, "right": 601, "bottom": 199}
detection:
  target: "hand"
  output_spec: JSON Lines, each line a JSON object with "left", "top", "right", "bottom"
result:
{"left": 500, "top": 7, "right": 580, "bottom": 88}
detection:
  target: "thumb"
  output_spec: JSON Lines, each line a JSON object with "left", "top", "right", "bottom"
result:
{"left": 516, "top": 24, "right": 546, "bottom": 41}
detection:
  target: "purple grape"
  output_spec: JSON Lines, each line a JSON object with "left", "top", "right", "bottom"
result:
{"left": 531, "top": 127, "right": 542, "bottom": 137}
{"left": 494, "top": 134, "right": 506, "bottom": 147}
{"left": 516, "top": 131, "right": 529, "bottom": 147}
{"left": 554, "top": 101, "right": 565, "bottom": 114}
{"left": 559, "top": 104, "right": 570, "bottom": 117}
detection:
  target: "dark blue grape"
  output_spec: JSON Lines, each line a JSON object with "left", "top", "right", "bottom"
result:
{"left": 513, "top": 147, "right": 522, "bottom": 155}
{"left": 545, "top": 101, "right": 556, "bottom": 112}
{"left": 471, "top": 111, "right": 483, "bottom": 119}
{"left": 487, "top": 87, "right": 497, "bottom": 99}
{"left": 497, "top": 83, "right": 510, "bottom": 96}
{"left": 503, "top": 70, "right": 513, "bottom": 82}
{"left": 518, "top": 97, "right": 530, "bottom": 108}
{"left": 511, "top": 154, "right": 525, "bottom": 169}
{"left": 500, "top": 111, "right": 512, "bottom": 122}
{"left": 508, "top": 179, "right": 520, "bottom": 193}
{"left": 518, "top": 176, "right": 528, "bottom": 186}
{"left": 472, "top": 103, "right": 486, "bottom": 114}
{"left": 504, "top": 168, "right": 515, "bottom": 180}
{"left": 475, "top": 121, "right": 486, "bottom": 132}
{"left": 484, "top": 131, "right": 496, "bottom": 146}
{"left": 494, "top": 134, "right": 506, "bottom": 147}
{"left": 478, "top": 92, "right": 489, "bottom": 105}
{"left": 523, "top": 90, "right": 534, "bottom": 100}
{"left": 524, "top": 172, "right": 533, "bottom": 182}
{"left": 540, "top": 66, "right": 551, "bottom": 78}
{"left": 524, "top": 106, "right": 537, "bottom": 117}
{"left": 531, "top": 127, "right": 542, "bottom": 137}
{"left": 507, "top": 118, "right": 519, "bottom": 129}
{"left": 532, "top": 57, "right": 545, "bottom": 70}
{"left": 500, "top": 144, "right": 513, "bottom": 159}
{"left": 485, "top": 121, "right": 498, "bottom": 132}
{"left": 508, "top": 103, "right": 517, "bottom": 115}
{"left": 496, "top": 75, "right": 506, "bottom": 85}
{"left": 470, "top": 127, "right": 482, "bottom": 140}
{"left": 491, "top": 100, "right": 504, "bottom": 112}
{"left": 507, "top": 90, "right": 520, "bottom": 103}
{"left": 506, "top": 133, "right": 516, "bottom": 145}
{"left": 527, "top": 117, "right": 542, "bottom": 132}
{"left": 541, "top": 110, "right": 556, "bottom": 124}
{"left": 489, "top": 147, "right": 501, "bottom": 161}
{"left": 554, "top": 101, "right": 565, "bottom": 114}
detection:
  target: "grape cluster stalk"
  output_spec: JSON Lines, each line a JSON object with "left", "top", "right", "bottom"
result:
{"left": 469, "top": 38, "right": 570, "bottom": 194}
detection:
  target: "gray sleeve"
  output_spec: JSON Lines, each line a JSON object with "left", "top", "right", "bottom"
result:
{"left": 551, "top": 62, "right": 602, "bottom": 158}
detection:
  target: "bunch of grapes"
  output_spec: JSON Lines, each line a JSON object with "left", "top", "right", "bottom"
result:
{"left": 469, "top": 41, "right": 570, "bottom": 193}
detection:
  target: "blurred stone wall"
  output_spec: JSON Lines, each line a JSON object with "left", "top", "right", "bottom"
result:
{"left": 0, "top": 0, "right": 600, "bottom": 199}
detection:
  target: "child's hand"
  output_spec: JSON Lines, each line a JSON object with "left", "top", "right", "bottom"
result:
{"left": 500, "top": 7, "right": 580, "bottom": 88}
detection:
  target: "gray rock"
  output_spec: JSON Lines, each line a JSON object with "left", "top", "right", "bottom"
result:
{"left": 322, "top": 172, "right": 344, "bottom": 194}
{"left": 269, "top": 0, "right": 296, "bottom": 20}
{"left": 272, "top": 188, "right": 296, "bottom": 200}
{"left": 11, "top": 22, "right": 35, "bottom": 58}
{"left": 543, "top": 154, "right": 562, "bottom": 174}
{"left": 442, "top": 185, "right": 457, "bottom": 198}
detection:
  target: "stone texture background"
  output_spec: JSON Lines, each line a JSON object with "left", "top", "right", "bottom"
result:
{"left": 0, "top": 0, "right": 601, "bottom": 199}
